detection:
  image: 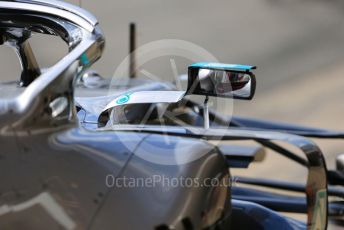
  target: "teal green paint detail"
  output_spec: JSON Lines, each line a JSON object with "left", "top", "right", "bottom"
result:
{"left": 80, "top": 53, "right": 90, "bottom": 65}
{"left": 116, "top": 95, "right": 130, "bottom": 104}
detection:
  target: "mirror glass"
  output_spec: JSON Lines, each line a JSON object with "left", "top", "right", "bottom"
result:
{"left": 193, "top": 68, "right": 254, "bottom": 99}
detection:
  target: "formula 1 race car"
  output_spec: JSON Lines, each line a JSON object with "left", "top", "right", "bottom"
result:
{"left": 0, "top": 1, "right": 343, "bottom": 230}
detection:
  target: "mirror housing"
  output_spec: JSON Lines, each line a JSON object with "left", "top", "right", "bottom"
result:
{"left": 187, "top": 62, "right": 256, "bottom": 100}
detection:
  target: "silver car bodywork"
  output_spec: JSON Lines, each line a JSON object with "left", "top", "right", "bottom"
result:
{"left": 0, "top": 1, "right": 231, "bottom": 229}
{"left": 0, "top": 1, "right": 330, "bottom": 229}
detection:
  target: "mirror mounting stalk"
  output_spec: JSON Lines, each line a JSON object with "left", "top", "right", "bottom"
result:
{"left": 203, "top": 95, "right": 210, "bottom": 129}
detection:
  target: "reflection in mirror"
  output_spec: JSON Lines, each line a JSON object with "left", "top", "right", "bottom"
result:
{"left": 198, "top": 69, "right": 251, "bottom": 97}
{"left": 187, "top": 62, "right": 256, "bottom": 100}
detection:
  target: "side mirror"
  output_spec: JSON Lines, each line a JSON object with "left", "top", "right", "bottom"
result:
{"left": 187, "top": 62, "right": 256, "bottom": 100}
